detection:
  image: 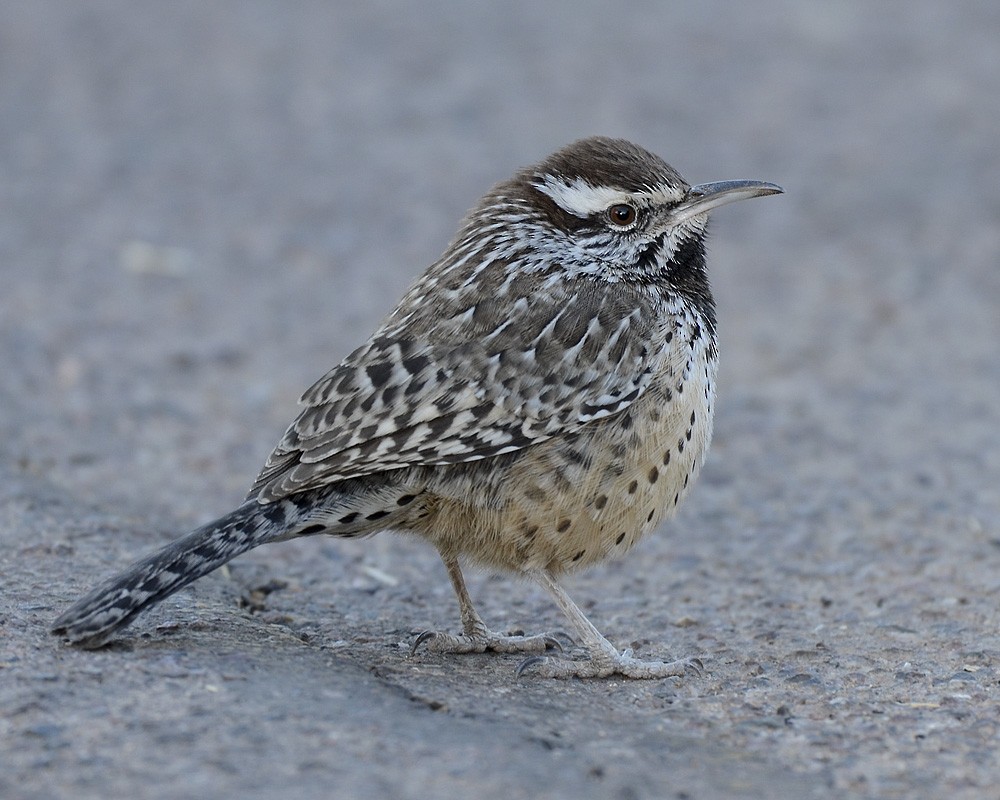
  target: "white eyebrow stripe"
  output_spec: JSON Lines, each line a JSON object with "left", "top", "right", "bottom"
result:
{"left": 532, "top": 176, "right": 684, "bottom": 218}
{"left": 534, "top": 178, "right": 631, "bottom": 216}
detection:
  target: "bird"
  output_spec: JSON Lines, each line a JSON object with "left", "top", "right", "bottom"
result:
{"left": 51, "top": 137, "right": 781, "bottom": 678}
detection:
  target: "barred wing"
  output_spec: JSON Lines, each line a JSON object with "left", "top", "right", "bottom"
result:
{"left": 249, "top": 279, "right": 670, "bottom": 502}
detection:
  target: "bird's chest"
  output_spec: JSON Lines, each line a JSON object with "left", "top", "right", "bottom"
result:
{"left": 491, "top": 323, "right": 718, "bottom": 573}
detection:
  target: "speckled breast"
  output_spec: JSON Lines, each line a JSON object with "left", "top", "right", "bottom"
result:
{"left": 432, "top": 320, "right": 719, "bottom": 576}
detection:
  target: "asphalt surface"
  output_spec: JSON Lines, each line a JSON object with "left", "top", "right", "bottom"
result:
{"left": 3, "top": 2, "right": 999, "bottom": 798}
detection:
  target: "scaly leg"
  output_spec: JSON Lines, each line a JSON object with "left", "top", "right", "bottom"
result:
{"left": 517, "top": 571, "right": 703, "bottom": 679}
{"left": 412, "top": 554, "right": 564, "bottom": 655}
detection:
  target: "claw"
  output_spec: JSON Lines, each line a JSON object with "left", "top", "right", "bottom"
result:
{"left": 548, "top": 629, "right": 575, "bottom": 648}
{"left": 515, "top": 656, "right": 547, "bottom": 677}
{"left": 684, "top": 657, "right": 705, "bottom": 677}
{"left": 410, "top": 630, "right": 437, "bottom": 656}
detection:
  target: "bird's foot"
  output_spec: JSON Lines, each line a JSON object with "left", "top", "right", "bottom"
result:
{"left": 411, "top": 627, "right": 569, "bottom": 656}
{"left": 517, "top": 649, "right": 704, "bottom": 679}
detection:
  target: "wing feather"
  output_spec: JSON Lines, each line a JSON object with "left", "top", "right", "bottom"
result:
{"left": 249, "top": 275, "right": 671, "bottom": 502}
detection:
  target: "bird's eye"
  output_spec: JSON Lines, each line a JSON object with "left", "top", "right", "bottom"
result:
{"left": 607, "top": 204, "right": 637, "bottom": 227}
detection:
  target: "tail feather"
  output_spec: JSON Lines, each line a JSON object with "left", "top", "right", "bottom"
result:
{"left": 52, "top": 477, "right": 429, "bottom": 648}
{"left": 51, "top": 500, "right": 290, "bottom": 648}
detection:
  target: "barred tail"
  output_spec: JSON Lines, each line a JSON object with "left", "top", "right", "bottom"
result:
{"left": 51, "top": 500, "right": 292, "bottom": 649}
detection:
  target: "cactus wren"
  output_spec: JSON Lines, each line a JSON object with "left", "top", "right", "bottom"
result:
{"left": 52, "top": 137, "right": 781, "bottom": 678}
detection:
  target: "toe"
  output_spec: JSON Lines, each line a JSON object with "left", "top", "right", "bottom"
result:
{"left": 514, "top": 651, "right": 705, "bottom": 680}
{"left": 410, "top": 628, "right": 567, "bottom": 657}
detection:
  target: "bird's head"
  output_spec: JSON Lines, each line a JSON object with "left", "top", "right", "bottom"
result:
{"left": 491, "top": 137, "right": 781, "bottom": 289}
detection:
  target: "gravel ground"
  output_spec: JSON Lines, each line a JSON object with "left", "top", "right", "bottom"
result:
{"left": 3, "top": 2, "right": 999, "bottom": 798}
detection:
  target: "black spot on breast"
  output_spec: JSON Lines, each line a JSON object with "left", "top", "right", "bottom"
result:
{"left": 627, "top": 480, "right": 638, "bottom": 494}
{"left": 339, "top": 512, "right": 360, "bottom": 524}
{"left": 557, "top": 519, "right": 572, "bottom": 533}
{"left": 646, "top": 509, "right": 655, "bottom": 523}
{"left": 615, "top": 532, "right": 626, "bottom": 545}
{"left": 366, "top": 509, "right": 390, "bottom": 521}
{"left": 594, "top": 494, "right": 608, "bottom": 510}
{"left": 396, "top": 494, "right": 418, "bottom": 506}
{"left": 663, "top": 450, "right": 671, "bottom": 466}
{"left": 647, "top": 466, "right": 659, "bottom": 484}
{"left": 571, "top": 550, "right": 585, "bottom": 562}
{"left": 524, "top": 485, "right": 547, "bottom": 503}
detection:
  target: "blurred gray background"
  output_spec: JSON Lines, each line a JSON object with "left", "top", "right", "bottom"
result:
{"left": 3, "top": 2, "right": 999, "bottom": 798}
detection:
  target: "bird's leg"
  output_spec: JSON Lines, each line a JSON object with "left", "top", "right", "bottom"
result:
{"left": 516, "top": 571, "right": 703, "bottom": 679}
{"left": 412, "top": 553, "right": 565, "bottom": 655}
